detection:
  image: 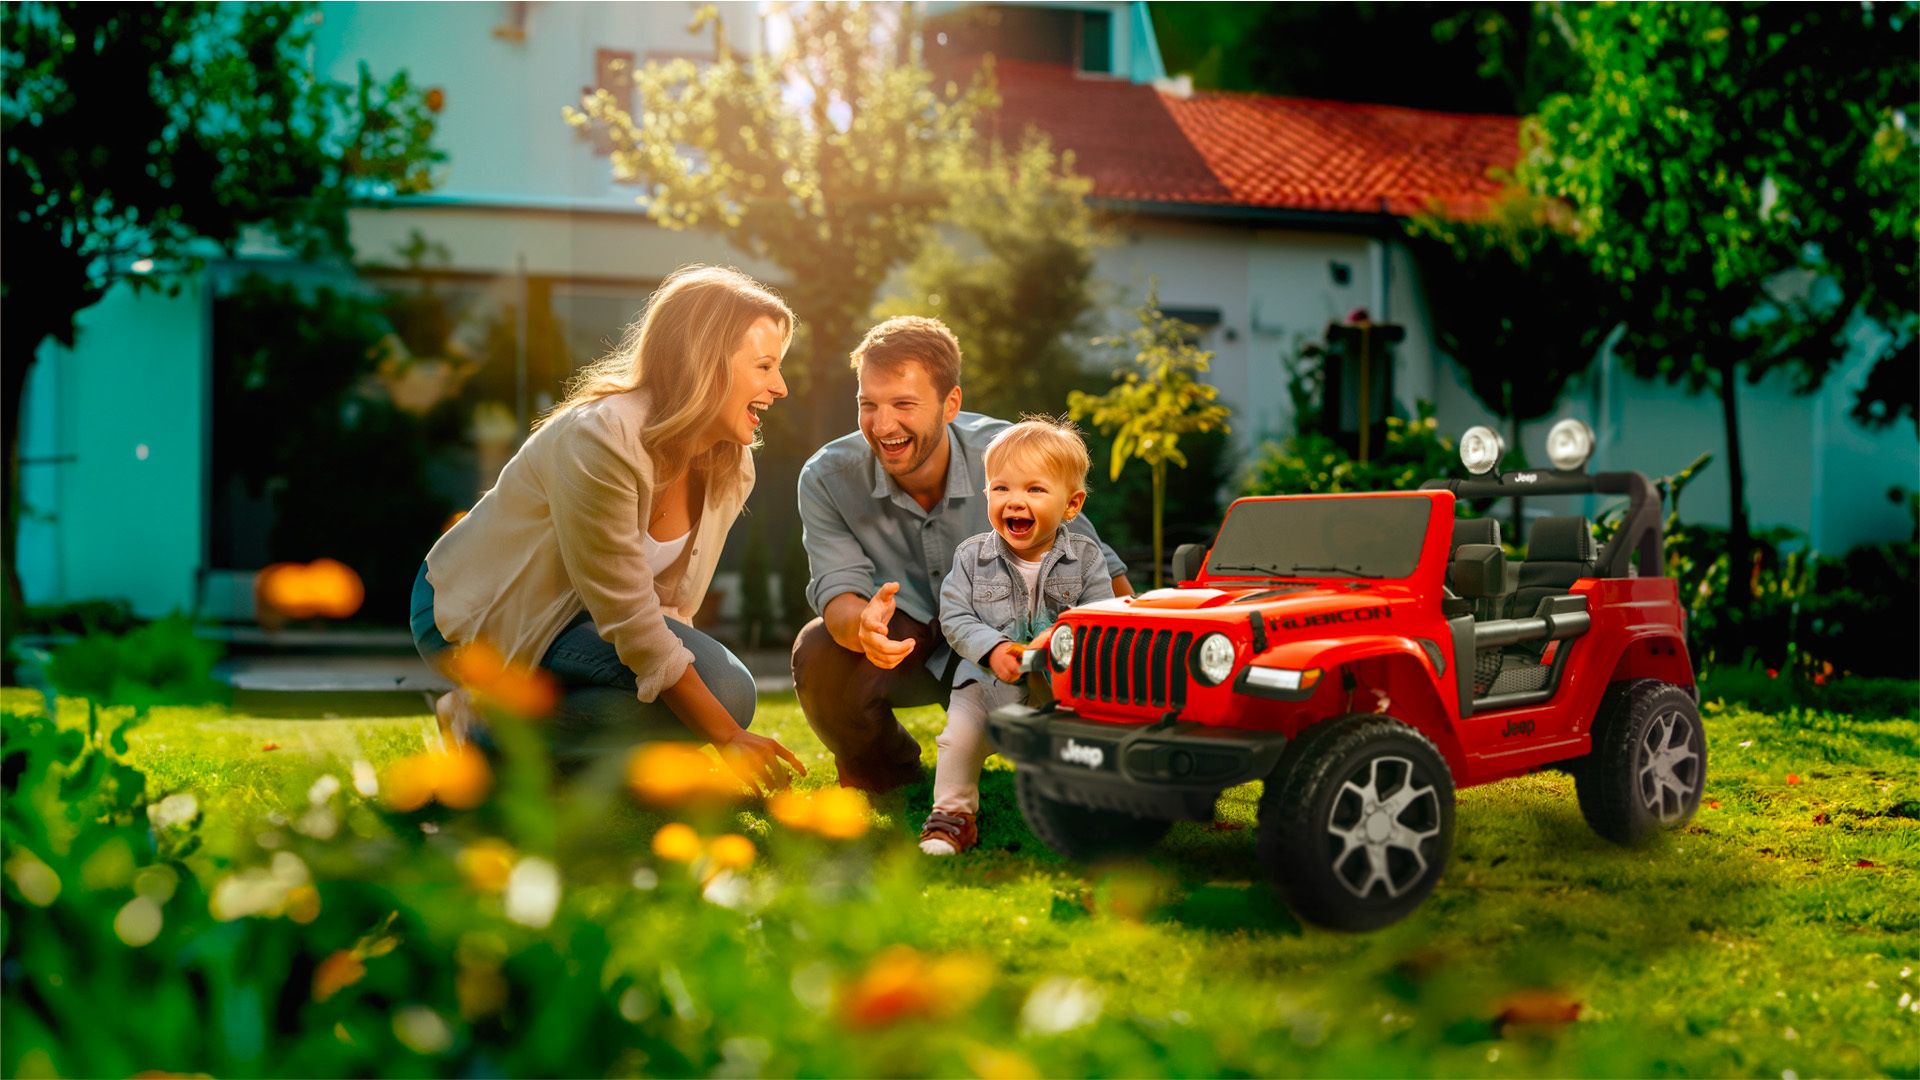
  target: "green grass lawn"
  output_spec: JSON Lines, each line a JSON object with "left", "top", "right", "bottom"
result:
{"left": 6, "top": 683, "right": 1918, "bottom": 1076}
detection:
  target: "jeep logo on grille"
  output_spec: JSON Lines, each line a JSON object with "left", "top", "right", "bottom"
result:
{"left": 1058, "top": 739, "right": 1106, "bottom": 769}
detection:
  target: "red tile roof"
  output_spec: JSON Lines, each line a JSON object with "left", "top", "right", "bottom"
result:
{"left": 987, "top": 60, "right": 1521, "bottom": 218}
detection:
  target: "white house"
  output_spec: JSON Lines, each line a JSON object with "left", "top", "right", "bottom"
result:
{"left": 17, "top": 0, "right": 1913, "bottom": 622}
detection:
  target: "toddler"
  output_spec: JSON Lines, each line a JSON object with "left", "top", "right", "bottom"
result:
{"left": 920, "top": 417, "right": 1115, "bottom": 854}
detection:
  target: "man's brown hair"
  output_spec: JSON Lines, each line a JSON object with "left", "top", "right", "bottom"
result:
{"left": 849, "top": 316, "right": 962, "bottom": 398}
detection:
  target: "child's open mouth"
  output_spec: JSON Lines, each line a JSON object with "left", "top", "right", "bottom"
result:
{"left": 1002, "top": 515, "right": 1035, "bottom": 540}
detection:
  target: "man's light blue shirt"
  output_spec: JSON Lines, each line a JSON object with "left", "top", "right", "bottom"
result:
{"left": 797, "top": 411, "right": 1127, "bottom": 682}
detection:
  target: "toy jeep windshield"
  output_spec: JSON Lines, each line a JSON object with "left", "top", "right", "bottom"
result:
{"left": 988, "top": 421, "right": 1704, "bottom": 930}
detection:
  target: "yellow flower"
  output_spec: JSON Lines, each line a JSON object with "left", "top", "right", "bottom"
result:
{"left": 965, "top": 1045, "right": 1040, "bottom": 1080}
{"left": 312, "top": 950, "right": 366, "bottom": 1003}
{"left": 626, "top": 743, "right": 741, "bottom": 806}
{"left": 837, "top": 946, "right": 995, "bottom": 1029}
{"left": 811, "top": 788, "right": 871, "bottom": 840}
{"left": 458, "top": 839, "right": 516, "bottom": 893}
{"left": 651, "top": 822, "right": 703, "bottom": 863}
{"left": 285, "top": 885, "right": 322, "bottom": 925}
{"left": 766, "top": 788, "right": 816, "bottom": 830}
{"left": 381, "top": 746, "right": 493, "bottom": 812}
{"left": 447, "top": 640, "right": 558, "bottom": 720}
{"left": 706, "top": 833, "right": 756, "bottom": 870}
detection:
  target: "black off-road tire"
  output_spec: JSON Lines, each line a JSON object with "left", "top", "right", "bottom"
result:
{"left": 1575, "top": 679, "right": 1706, "bottom": 845}
{"left": 1257, "top": 715, "right": 1456, "bottom": 931}
{"left": 1014, "top": 771, "right": 1173, "bottom": 861}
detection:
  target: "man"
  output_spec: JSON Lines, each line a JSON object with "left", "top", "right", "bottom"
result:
{"left": 791, "top": 316, "right": 1132, "bottom": 790}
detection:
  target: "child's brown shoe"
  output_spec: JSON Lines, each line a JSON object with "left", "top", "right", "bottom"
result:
{"left": 918, "top": 809, "right": 978, "bottom": 855}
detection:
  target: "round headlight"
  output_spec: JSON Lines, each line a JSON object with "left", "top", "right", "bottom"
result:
{"left": 1048, "top": 626, "right": 1075, "bottom": 670}
{"left": 1459, "top": 425, "right": 1505, "bottom": 476}
{"left": 1193, "top": 632, "right": 1235, "bottom": 686}
{"left": 1545, "top": 418, "right": 1595, "bottom": 472}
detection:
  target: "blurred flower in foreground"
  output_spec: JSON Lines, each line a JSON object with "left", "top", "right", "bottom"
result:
{"left": 392, "top": 1005, "right": 454, "bottom": 1055}
{"left": 114, "top": 896, "right": 165, "bottom": 947}
{"left": 767, "top": 788, "right": 871, "bottom": 839}
{"left": 382, "top": 746, "right": 492, "bottom": 812}
{"left": 504, "top": 857, "right": 561, "bottom": 929}
{"left": 1018, "top": 976, "right": 1105, "bottom": 1036}
{"left": 447, "top": 640, "right": 559, "bottom": 719}
{"left": 965, "top": 1044, "right": 1040, "bottom": 1080}
{"left": 458, "top": 839, "right": 517, "bottom": 893}
{"left": 707, "top": 833, "right": 756, "bottom": 870}
{"left": 838, "top": 946, "right": 993, "bottom": 1029}
{"left": 5, "top": 851, "right": 61, "bottom": 906}
{"left": 211, "top": 852, "right": 312, "bottom": 921}
{"left": 313, "top": 950, "right": 367, "bottom": 1003}
{"left": 627, "top": 743, "right": 744, "bottom": 806}
{"left": 255, "top": 559, "right": 365, "bottom": 622}
{"left": 651, "top": 822, "right": 703, "bottom": 863}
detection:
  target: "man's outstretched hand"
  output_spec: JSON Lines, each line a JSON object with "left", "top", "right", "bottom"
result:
{"left": 858, "top": 581, "right": 916, "bottom": 670}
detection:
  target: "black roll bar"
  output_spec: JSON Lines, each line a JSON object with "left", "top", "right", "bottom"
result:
{"left": 1419, "top": 470, "right": 1663, "bottom": 578}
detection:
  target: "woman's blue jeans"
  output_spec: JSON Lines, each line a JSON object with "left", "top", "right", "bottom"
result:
{"left": 410, "top": 562, "right": 755, "bottom": 771}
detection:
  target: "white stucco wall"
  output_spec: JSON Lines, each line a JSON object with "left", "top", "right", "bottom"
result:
{"left": 311, "top": 1, "right": 762, "bottom": 208}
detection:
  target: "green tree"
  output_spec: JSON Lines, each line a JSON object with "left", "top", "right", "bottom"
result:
{"left": 873, "top": 132, "right": 1103, "bottom": 423}
{"left": 1069, "top": 287, "right": 1233, "bottom": 589}
{"left": 567, "top": 3, "right": 992, "bottom": 446}
{"left": 1519, "top": 1, "right": 1917, "bottom": 622}
{"left": 1408, "top": 192, "right": 1622, "bottom": 534}
{"left": 2, "top": 1, "right": 442, "bottom": 634}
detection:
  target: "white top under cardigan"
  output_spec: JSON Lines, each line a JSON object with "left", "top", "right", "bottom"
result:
{"left": 424, "top": 390, "right": 754, "bottom": 703}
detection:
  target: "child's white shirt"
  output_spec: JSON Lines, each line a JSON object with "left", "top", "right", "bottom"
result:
{"left": 1008, "top": 550, "right": 1045, "bottom": 614}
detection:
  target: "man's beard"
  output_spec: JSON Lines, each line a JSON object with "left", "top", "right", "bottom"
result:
{"left": 868, "top": 424, "right": 941, "bottom": 478}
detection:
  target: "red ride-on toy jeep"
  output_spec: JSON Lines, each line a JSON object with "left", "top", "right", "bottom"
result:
{"left": 987, "top": 421, "right": 1704, "bottom": 930}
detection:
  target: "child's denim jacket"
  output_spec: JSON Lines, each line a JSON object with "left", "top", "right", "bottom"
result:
{"left": 939, "top": 528, "right": 1116, "bottom": 689}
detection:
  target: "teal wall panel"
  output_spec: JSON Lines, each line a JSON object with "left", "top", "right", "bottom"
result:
{"left": 27, "top": 277, "right": 207, "bottom": 615}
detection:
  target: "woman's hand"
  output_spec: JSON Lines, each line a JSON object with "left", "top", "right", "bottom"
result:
{"left": 716, "top": 729, "right": 808, "bottom": 795}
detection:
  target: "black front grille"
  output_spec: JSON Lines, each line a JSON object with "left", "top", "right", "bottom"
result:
{"left": 1069, "top": 624, "right": 1191, "bottom": 709}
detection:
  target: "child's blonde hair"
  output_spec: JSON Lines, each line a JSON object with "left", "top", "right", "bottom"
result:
{"left": 983, "top": 414, "right": 1091, "bottom": 491}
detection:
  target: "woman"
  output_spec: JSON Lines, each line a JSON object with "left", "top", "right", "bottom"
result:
{"left": 410, "top": 265, "right": 806, "bottom": 793}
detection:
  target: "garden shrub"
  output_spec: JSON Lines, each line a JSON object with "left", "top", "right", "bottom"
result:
{"left": 1244, "top": 401, "right": 1458, "bottom": 498}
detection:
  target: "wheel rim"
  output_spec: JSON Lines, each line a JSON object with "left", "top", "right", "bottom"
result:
{"left": 1636, "top": 708, "right": 1702, "bottom": 821}
{"left": 1325, "top": 754, "right": 1442, "bottom": 901}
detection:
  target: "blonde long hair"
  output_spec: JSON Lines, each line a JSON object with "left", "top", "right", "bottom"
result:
{"left": 538, "top": 265, "right": 795, "bottom": 483}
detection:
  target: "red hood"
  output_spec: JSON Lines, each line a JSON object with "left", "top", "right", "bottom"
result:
{"left": 1079, "top": 583, "right": 1349, "bottom": 613}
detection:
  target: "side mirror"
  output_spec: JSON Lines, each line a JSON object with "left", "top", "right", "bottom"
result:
{"left": 1171, "top": 543, "right": 1208, "bottom": 585}
{"left": 1451, "top": 543, "right": 1506, "bottom": 599}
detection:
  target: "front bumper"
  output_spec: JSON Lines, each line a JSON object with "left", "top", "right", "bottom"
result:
{"left": 986, "top": 703, "right": 1290, "bottom": 820}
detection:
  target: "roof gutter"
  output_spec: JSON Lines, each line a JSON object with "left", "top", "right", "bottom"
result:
{"left": 1089, "top": 196, "right": 1405, "bottom": 235}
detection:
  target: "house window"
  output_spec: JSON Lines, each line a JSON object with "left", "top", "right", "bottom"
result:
{"left": 581, "top": 48, "right": 636, "bottom": 156}
{"left": 1077, "top": 10, "right": 1112, "bottom": 75}
{"left": 594, "top": 48, "right": 635, "bottom": 111}
{"left": 1161, "top": 306, "right": 1222, "bottom": 347}
{"left": 923, "top": 5, "right": 1117, "bottom": 76}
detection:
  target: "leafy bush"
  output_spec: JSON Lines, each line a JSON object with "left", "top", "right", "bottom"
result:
{"left": 1245, "top": 401, "right": 1458, "bottom": 497}
{"left": 41, "top": 615, "right": 224, "bottom": 712}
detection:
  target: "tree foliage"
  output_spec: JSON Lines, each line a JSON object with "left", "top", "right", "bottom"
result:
{"left": 1517, "top": 1, "right": 1917, "bottom": 622}
{"left": 1069, "top": 287, "right": 1232, "bottom": 588}
{"left": 1, "top": 0, "right": 443, "bottom": 636}
{"left": 1408, "top": 192, "right": 1622, "bottom": 531}
{"left": 872, "top": 132, "right": 1102, "bottom": 424}
{"left": 567, "top": 2, "right": 993, "bottom": 443}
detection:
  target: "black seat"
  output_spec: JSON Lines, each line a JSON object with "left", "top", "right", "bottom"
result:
{"left": 1507, "top": 516, "right": 1597, "bottom": 619}
{"left": 1447, "top": 518, "right": 1506, "bottom": 621}
{"left": 1451, "top": 517, "right": 1501, "bottom": 556}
